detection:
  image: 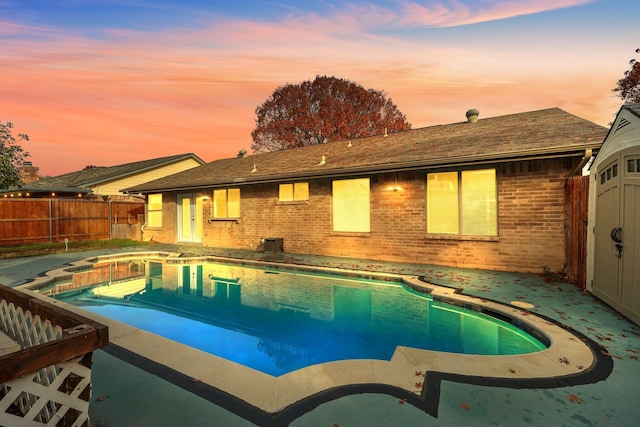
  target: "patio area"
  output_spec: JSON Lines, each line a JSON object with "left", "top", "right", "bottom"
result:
{"left": 1, "top": 243, "right": 638, "bottom": 426}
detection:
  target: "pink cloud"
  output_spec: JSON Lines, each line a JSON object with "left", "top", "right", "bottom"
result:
{"left": 397, "top": 0, "right": 595, "bottom": 28}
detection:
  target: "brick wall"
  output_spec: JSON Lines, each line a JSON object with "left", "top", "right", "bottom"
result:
{"left": 150, "top": 158, "right": 576, "bottom": 273}
{"left": 143, "top": 191, "right": 177, "bottom": 243}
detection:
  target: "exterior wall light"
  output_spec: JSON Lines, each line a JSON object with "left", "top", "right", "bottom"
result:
{"left": 388, "top": 174, "right": 402, "bottom": 192}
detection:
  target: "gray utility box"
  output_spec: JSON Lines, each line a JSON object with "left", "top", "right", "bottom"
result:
{"left": 264, "top": 238, "right": 284, "bottom": 253}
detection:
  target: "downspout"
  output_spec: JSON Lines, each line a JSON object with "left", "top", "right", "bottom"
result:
{"left": 573, "top": 148, "right": 593, "bottom": 176}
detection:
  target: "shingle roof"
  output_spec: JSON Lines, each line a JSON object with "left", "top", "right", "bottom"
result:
{"left": 126, "top": 108, "right": 607, "bottom": 193}
{"left": 23, "top": 153, "right": 205, "bottom": 191}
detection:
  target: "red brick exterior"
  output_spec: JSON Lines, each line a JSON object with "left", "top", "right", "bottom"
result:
{"left": 144, "top": 158, "right": 577, "bottom": 273}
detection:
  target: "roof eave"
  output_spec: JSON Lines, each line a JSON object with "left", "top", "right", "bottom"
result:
{"left": 127, "top": 145, "right": 598, "bottom": 194}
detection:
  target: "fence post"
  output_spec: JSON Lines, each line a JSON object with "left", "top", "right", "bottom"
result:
{"left": 48, "top": 199, "right": 53, "bottom": 243}
{"left": 55, "top": 199, "right": 60, "bottom": 242}
{"left": 109, "top": 200, "right": 113, "bottom": 239}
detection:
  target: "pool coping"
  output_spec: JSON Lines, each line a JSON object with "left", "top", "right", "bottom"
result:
{"left": 16, "top": 252, "right": 613, "bottom": 425}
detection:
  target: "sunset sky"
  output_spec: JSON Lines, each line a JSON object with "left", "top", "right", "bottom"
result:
{"left": 1, "top": 0, "right": 638, "bottom": 176}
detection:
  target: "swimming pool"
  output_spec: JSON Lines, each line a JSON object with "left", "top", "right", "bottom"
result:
{"left": 41, "top": 256, "right": 545, "bottom": 376}
{"left": 21, "top": 252, "right": 604, "bottom": 418}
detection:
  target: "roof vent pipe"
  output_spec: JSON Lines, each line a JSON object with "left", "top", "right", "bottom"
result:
{"left": 466, "top": 109, "right": 479, "bottom": 123}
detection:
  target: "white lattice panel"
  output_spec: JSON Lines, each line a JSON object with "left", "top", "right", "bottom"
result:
{"left": 0, "top": 357, "right": 92, "bottom": 427}
{"left": 1, "top": 299, "right": 93, "bottom": 427}
{"left": 0, "top": 299, "right": 62, "bottom": 349}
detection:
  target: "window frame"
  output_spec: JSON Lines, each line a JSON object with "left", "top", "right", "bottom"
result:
{"left": 331, "top": 177, "right": 371, "bottom": 233}
{"left": 278, "top": 182, "right": 309, "bottom": 202}
{"left": 146, "top": 193, "right": 163, "bottom": 228}
{"left": 426, "top": 168, "right": 498, "bottom": 237}
{"left": 212, "top": 188, "right": 241, "bottom": 219}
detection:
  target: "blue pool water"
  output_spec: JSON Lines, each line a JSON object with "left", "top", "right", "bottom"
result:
{"left": 51, "top": 258, "right": 546, "bottom": 376}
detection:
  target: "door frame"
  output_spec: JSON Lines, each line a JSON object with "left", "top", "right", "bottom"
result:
{"left": 177, "top": 193, "right": 203, "bottom": 243}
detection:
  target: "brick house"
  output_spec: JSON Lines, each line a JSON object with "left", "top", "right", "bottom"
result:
{"left": 126, "top": 108, "right": 606, "bottom": 273}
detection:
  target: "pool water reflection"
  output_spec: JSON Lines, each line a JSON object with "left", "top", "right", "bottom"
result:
{"left": 47, "top": 258, "right": 546, "bottom": 376}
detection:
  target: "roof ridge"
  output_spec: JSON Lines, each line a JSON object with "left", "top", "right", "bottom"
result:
{"left": 124, "top": 107, "right": 606, "bottom": 194}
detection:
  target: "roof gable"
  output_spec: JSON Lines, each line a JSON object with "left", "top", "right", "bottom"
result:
{"left": 592, "top": 103, "right": 640, "bottom": 168}
{"left": 28, "top": 153, "right": 205, "bottom": 190}
{"left": 127, "top": 108, "right": 607, "bottom": 193}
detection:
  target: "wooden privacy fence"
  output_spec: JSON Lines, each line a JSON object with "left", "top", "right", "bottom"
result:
{"left": 565, "top": 175, "right": 590, "bottom": 289}
{"left": 0, "top": 199, "right": 145, "bottom": 246}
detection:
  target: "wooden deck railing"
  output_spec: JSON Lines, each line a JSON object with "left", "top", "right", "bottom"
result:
{"left": 0, "top": 285, "right": 108, "bottom": 426}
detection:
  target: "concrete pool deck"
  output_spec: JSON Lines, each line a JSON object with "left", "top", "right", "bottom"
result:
{"left": 1, "top": 243, "right": 639, "bottom": 426}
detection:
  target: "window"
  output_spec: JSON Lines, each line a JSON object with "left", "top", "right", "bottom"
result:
{"left": 627, "top": 158, "right": 640, "bottom": 174}
{"left": 147, "top": 193, "right": 162, "bottom": 228}
{"left": 279, "top": 182, "right": 309, "bottom": 201}
{"left": 427, "top": 169, "right": 497, "bottom": 236}
{"left": 426, "top": 172, "right": 458, "bottom": 233}
{"left": 600, "top": 162, "right": 618, "bottom": 184}
{"left": 332, "top": 178, "right": 370, "bottom": 232}
{"left": 213, "top": 188, "right": 240, "bottom": 218}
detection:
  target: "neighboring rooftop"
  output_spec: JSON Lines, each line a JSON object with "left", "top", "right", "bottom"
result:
{"left": 2, "top": 153, "right": 205, "bottom": 198}
{"left": 126, "top": 108, "right": 607, "bottom": 193}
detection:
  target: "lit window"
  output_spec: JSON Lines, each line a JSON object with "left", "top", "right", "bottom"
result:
{"left": 213, "top": 188, "right": 240, "bottom": 218}
{"left": 426, "top": 172, "right": 459, "bottom": 234}
{"left": 332, "top": 178, "right": 370, "bottom": 232}
{"left": 279, "top": 182, "right": 309, "bottom": 201}
{"left": 147, "top": 193, "right": 163, "bottom": 228}
{"left": 427, "top": 169, "right": 497, "bottom": 236}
